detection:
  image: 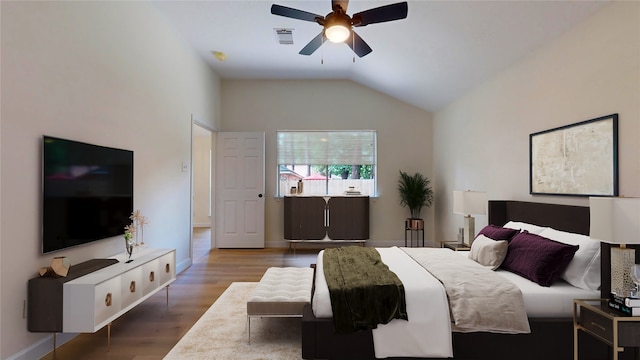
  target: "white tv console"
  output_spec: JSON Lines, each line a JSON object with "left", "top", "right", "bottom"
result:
{"left": 28, "top": 248, "right": 176, "bottom": 351}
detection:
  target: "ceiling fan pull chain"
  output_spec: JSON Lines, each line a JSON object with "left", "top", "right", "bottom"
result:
{"left": 352, "top": 33, "right": 355, "bottom": 63}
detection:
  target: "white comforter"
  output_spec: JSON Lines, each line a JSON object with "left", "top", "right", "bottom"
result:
{"left": 312, "top": 246, "right": 453, "bottom": 358}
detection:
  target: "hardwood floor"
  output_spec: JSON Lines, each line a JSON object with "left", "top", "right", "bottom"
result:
{"left": 40, "top": 229, "right": 319, "bottom": 360}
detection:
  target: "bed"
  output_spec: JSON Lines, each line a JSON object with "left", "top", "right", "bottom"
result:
{"left": 301, "top": 200, "right": 623, "bottom": 360}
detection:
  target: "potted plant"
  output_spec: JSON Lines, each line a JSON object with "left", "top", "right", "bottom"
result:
{"left": 397, "top": 171, "right": 434, "bottom": 229}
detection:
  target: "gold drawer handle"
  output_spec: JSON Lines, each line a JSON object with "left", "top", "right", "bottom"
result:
{"left": 165, "top": 263, "right": 171, "bottom": 273}
{"left": 149, "top": 271, "right": 155, "bottom": 282}
{"left": 105, "top": 293, "right": 112, "bottom": 307}
{"left": 590, "top": 321, "right": 607, "bottom": 332}
{"left": 130, "top": 281, "right": 136, "bottom": 293}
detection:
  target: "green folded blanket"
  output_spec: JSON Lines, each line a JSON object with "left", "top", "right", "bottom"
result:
{"left": 323, "top": 246, "right": 407, "bottom": 333}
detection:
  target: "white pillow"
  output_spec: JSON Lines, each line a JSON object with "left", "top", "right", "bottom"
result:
{"left": 503, "top": 221, "right": 549, "bottom": 235}
{"left": 469, "top": 235, "right": 509, "bottom": 270}
{"left": 538, "top": 227, "right": 601, "bottom": 290}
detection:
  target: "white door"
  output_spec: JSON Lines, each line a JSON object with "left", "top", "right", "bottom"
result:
{"left": 215, "top": 132, "right": 265, "bottom": 248}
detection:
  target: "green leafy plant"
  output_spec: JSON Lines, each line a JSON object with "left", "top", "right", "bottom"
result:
{"left": 397, "top": 171, "right": 433, "bottom": 219}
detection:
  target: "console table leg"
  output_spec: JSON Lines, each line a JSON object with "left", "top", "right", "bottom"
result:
{"left": 107, "top": 322, "right": 111, "bottom": 352}
{"left": 53, "top": 332, "right": 56, "bottom": 354}
{"left": 166, "top": 285, "right": 170, "bottom": 306}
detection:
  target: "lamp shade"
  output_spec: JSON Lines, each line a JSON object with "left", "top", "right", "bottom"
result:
{"left": 453, "top": 190, "right": 487, "bottom": 216}
{"left": 589, "top": 197, "right": 640, "bottom": 244}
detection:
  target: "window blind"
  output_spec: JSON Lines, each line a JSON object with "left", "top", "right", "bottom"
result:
{"left": 277, "top": 130, "right": 376, "bottom": 165}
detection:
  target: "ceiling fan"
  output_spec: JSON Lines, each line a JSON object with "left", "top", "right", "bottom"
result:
{"left": 271, "top": 0, "right": 408, "bottom": 58}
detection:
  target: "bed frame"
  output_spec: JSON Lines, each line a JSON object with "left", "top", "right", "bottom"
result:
{"left": 301, "top": 200, "right": 630, "bottom": 360}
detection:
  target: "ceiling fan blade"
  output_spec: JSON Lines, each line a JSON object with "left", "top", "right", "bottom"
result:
{"left": 331, "top": 0, "right": 349, "bottom": 13}
{"left": 345, "top": 31, "right": 372, "bottom": 58}
{"left": 299, "top": 32, "right": 326, "bottom": 55}
{"left": 352, "top": 1, "right": 408, "bottom": 27}
{"left": 271, "top": 4, "right": 323, "bottom": 22}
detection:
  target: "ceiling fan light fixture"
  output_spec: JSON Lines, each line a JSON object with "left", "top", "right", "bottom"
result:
{"left": 325, "top": 24, "right": 350, "bottom": 43}
{"left": 323, "top": 12, "right": 351, "bottom": 43}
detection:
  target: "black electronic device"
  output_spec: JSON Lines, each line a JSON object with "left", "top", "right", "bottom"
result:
{"left": 42, "top": 135, "right": 133, "bottom": 253}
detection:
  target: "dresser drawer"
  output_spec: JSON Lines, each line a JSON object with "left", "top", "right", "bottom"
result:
{"left": 94, "top": 277, "right": 122, "bottom": 327}
{"left": 156, "top": 252, "right": 175, "bottom": 286}
{"left": 120, "top": 267, "right": 143, "bottom": 309}
{"left": 141, "top": 259, "right": 160, "bottom": 295}
{"left": 581, "top": 306, "right": 613, "bottom": 342}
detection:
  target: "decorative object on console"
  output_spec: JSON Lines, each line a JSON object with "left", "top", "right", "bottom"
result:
{"left": 124, "top": 224, "right": 135, "bottom": 263}
{"left": 344, "top": 186, "right": 361, "bottom": 195}
{"left": 39, "top": 256, "right": 70, "bottom": 277}
{"left": 589, "top": 196, "right": 640, "bottom": 296}
{"left": 397, "top": 171, "right": 433, "bottom": 231}
{"left": 530, "top": 113, "right": 618, "bottom": 197}
{"left": 453, "top": 190, "right": 487, "bottom": 246}
{"left": 129, "top": 210, "right": 149, "bottom": 246}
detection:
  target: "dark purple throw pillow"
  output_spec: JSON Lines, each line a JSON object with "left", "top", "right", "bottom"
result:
{"left": 500, "top": 232, "right": 578, "bottom": 287}
{"left": 477, "top": 225, "right": 519, "bottom": 241}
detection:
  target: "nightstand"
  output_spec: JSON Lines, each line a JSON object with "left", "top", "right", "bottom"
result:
{"left": 573, "top": 299, "right": 640, "bottom": 360}
{"left": 440, "top": 242, "right": 470, "bottom": 251}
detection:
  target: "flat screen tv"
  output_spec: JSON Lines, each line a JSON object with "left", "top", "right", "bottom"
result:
{"left": 42, "top": 136, "right": 133, "bottom": 254}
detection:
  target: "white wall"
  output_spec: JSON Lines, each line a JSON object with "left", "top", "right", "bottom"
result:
{"left": 221, "top": 79, "right": 434, "bottom": 248}
{"left": 433, "top": 1, "right": 640, "bottom": 242}
{"left": 0, "top": 2, "right": 220, "bottom": 359}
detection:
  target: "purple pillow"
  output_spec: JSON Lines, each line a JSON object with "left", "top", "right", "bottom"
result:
{"left": 501, "top": 232, "right": 578, "bottom": 287}
{"left": 477, "top": 225, "right": 519, "bottom": 241}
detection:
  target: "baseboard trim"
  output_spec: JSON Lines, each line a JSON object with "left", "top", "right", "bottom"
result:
{"left": 176, "top": 257, "right": 193, "bottom": 274}
{"left": 7, "top": 332, "right": 76, "bottom": 360}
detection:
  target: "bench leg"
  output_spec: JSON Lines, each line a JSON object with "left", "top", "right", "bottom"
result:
{"left": 247, "top": 315, "right": 251, "bottom": 345}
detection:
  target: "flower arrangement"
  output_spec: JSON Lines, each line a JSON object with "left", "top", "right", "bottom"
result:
{"left": 124, "top": 223, "right": 136, "bottom": 261}
{"left": 124, "top": 224, "right": 135, "bottom": 242}
{"left": 128, "top": 210, "right": 149, "bottom": 246}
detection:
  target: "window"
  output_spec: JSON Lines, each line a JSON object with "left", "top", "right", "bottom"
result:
{"left": 277, "top": 130, "right": 377, "bottom": 197}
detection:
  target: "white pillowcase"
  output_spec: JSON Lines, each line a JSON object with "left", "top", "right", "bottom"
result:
{"left": 503, "top": 221, "right": 549, "bottom": 235}
{"left": 469, "top": 235, "right": 509, "bottom": 270}
{"left": 538, "top": 227, "right": 601, "bottom": 291}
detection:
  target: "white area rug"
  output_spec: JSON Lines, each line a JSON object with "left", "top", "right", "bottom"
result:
{"left": 164, "top": 282, "right": 302, "bottom": 360}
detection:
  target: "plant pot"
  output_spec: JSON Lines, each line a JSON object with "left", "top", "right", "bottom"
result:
{"left": 406, "top": 218, "right": 424, "bottom": 230}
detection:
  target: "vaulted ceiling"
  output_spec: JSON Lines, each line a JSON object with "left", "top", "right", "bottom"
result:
{"left": 151, "top": 0, "right": 608, "bottom": 112}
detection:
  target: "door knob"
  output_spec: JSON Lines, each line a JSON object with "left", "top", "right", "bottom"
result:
{"left": 258, "top": 194, "right": 263, "bottom": 198}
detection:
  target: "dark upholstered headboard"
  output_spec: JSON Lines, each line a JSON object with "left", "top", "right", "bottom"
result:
{"left": 488, "top": 200, "right": 630, "bottom": 298}
{"left": 488, "top": 200, "right": 590, "bottom": 235}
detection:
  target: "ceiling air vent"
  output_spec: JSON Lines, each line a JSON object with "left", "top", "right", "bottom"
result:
{"left": 274, "top": 28, "right": 294, "bottom": 45}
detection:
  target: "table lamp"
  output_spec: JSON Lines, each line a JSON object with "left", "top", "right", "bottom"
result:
{"left": 453, "top": 190, "right": 487, "bottom": 246}
{"left": 589, "top": 197, "right": 640, "bottom": 295}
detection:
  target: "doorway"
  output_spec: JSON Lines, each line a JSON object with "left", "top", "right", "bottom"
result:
{"left": 192, "top": 122, "right": 215, "bottom": 260}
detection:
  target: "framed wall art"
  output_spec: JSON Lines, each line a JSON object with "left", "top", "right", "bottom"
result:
{"left": 530, "top": 113, "right": 618, "bottom": 197}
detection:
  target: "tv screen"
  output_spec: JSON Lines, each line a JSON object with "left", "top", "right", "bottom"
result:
{"left": 42, "top": 136, "right": 133, "bottom": 254}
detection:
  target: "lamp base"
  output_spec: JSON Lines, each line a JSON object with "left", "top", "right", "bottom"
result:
{"left": 463, "top": 216, "right": 475, "bottom": 246}
{"left": 611, "top": 246, "right": 635, "bottom": 296}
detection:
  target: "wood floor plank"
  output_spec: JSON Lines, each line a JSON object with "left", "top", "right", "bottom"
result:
{"left": 39, "top": 229, "right": 319, "bottom": 360}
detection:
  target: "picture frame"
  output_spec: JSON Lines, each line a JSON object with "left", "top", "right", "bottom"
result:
{"left": 530, "top": 114, "right": 618, "bottom": 197}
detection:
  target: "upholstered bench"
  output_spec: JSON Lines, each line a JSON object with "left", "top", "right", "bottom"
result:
{"left": 247, "top": 266, "right": 314, "bottom": 344}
